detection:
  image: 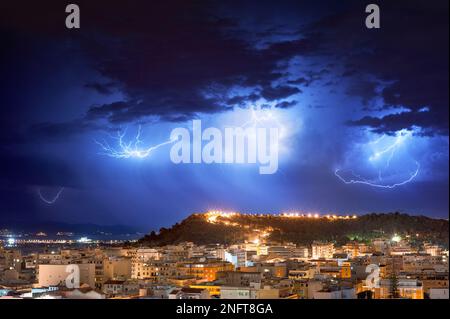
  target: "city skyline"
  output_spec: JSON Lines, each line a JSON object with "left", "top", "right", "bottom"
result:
{"left": 0, "top": 0, "right": 448, "bottom": 230}
{"left": 1, "top": 215, "right": 448, "bottom": 300}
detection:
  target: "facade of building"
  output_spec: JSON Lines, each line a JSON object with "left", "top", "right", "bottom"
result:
{"left": 38, "top": 264, "right": 95, "bottom": 288}
{"left": 312, "top": 242, "right": 335, "bottom": 259}
{"left": 169, "top": 287, "right": 210, "bottom": 299}
{"left": 178, "top": 261, "right": 234, "bottom": 281}
{"left": 374, "top": 278, "right": 424, "bottom": 299}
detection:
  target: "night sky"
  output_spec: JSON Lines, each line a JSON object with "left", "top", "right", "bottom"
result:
{"left": 0, "top": 0, "right": 448, "bottom": 231}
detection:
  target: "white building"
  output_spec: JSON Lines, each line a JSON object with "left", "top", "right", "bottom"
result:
{"left": 221, "top": 284, "right": 282, "bottom": 299}
{"left": 133, "top": 248, "right": 161, "bottom": 262}
{"left": 424, "top": 244, "right": 441, "bottom": 257}
{"left": 38, "top": 263, "right": 95, "bottom": 288}
{"left": 220, "top": 287, "right": 256, "bottom": 299}
{"left": 169, "top": 287, "right": 210, "bottom": 299}
{"left": 311, "top": 242, "right": 335, "bottom": 259}
{"left": 313, "top": 287, "right": 356, "bottom": 299}
{"left": 102, "top": 280, "right": 139, "bottom": 297}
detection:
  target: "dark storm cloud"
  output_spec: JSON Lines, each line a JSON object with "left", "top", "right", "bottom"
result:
{"left": 0, "top": 0, "right": 448, "bottom": 226}
{"left": 298, "top": 0, "right": 449, "bottom": 135}
{"left": 84, "top": 82, "right": 117, "bottom": 95}
{"left": 287, "top": 77, "right": 311, "bottom": 86}
{"left": 274, "top": 101, "right": 297, "bottom": 109}
{"left": 0, "top": 188, "right": 36, "bottom": 220}
{"left": 0, "top": 153, "right": 80, "bottom": 188}
{"left": 348, "top": 110, "right": 448, "bottom": 136}
{"left": 86, "top": 101, "right": 132, "bottom": 122}
{"left": 2, "top": 0, "right": 448, "bottom": 136}
{"left": 286, "top": 69, "right": 330, "bottom": 87}
{"left": 345, "top": 79, "right": 378, "bottom": 105}
{"left": 1, "top": 0, "right": 316, "bottom": 133}
{"left": 225, "top": 94, "right": 260, "bottom": 107}
{"left": 0, "top": 152, "right": 80, "bottom": 221}
{"left": 73, "top": 1, "right": 312, "bottom": 124}
{"left": 260, "top": 85, "right": 301, "bottom": 101}
{"left": 29, "top": 119, "right": 101, "bottom": 140}
{"left": 86, "top": 94, "right": 224, "bottom": 124}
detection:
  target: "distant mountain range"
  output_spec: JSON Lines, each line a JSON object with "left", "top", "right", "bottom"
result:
{"left": 0, "top": 220, "right": 140, "bottom": 237}
{"left": 139, "top": 212, "right": 449, "bottom": 247}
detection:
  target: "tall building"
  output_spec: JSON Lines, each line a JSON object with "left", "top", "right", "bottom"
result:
{"left": 424, "top": 244, "right": 442, "bottom": 257}
{"left": 312, "top": 242, "right": 335, "bottom": 259}
{"left": 374, "top": 278, "right": 424, "bottom": 299}
{"left": 103, "top": 257, "right": 132, "bottom": 281}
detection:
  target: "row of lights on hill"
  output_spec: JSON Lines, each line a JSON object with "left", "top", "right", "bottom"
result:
{"left": 205, "top": 211, "right": 357, "bottom": 220}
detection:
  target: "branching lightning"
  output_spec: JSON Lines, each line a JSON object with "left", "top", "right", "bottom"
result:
{"left": 335, "top": 129, "right": 420, "bottom": 189}
{"left": 240, "top": 108, "right": 284, "bottom": 130}
{"left": 38, "top": 187, "right": 64, "bottom": 204}
{"left": 239, "top": 107, "right": 289, "bottom": 142}
{"left": 335, "top": 162, "right": 420, "bottom": 189}
{"left": 95, "top": 126, "right": 175, "bottom": 159}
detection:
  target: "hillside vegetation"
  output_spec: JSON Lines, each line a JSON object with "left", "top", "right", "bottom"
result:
{"left": 139, "top": 212, "right": 449, "bottom": 247}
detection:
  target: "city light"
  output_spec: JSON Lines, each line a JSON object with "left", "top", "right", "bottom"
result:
{"left": 78, "top": 237, "right": 92, "bottom": 243}
{"left": 0, "top": 214, "right": 446, "bottom": 301}
{"left": 205, "top": 211, "right": 358, "bottom": 221}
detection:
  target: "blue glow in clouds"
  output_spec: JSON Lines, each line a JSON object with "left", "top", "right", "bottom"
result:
{"left": 335, "top": 129, "right": 420, "bottom": 189}
{"left": 241, "top": 108, "right": 283, "bottom": 130}
{"left": 95, "top": 108, "right": 284, "bottom": 160}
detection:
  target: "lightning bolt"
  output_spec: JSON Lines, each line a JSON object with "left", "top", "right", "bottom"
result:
{"left": 239, "top": 107, "right": 289, "bottom": 142}
{"left": 95, "top": 125, "right": 175, "bottom": 159}
{"left": 38, "top": 187, "right": 64, "bottom": 204}
{"left": 368, "top": 130, "right": 412, "bottom": 163}
{"left": 335, "top": 129, "right": 420, "bottom": 189}
{"left": 335, "top": 161, "right": 420, "bottom": 189}
{"left": 241, "top": 108, "right": 283, "bottom": 129}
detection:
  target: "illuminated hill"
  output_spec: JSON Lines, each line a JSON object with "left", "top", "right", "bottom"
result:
{"left": 139, "top": 212, "right": 449, "bottom": 247}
